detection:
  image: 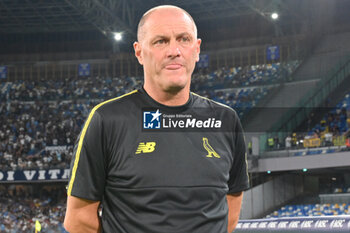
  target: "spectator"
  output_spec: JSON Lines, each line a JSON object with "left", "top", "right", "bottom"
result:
{"left": 285, "top": 135, "right": 292, "bottom": 149}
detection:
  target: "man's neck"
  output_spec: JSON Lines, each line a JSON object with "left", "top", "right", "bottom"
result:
{"left": 143, "top": 84, "right": 190, "bottom": 106}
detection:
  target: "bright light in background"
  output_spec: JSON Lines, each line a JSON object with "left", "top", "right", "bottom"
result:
{"left": 271, "top": 12, "right": 279, "bottom": 20}
{"left": 114, "top": 32, "right": 122, "bottom": 41}
{"left": 303, "top": 168, "right": 308, "bottom": 172}
{"left": 267, "top": 171, "right": 271, "bottom": 174}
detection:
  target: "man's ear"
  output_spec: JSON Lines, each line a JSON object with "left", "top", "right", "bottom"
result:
{"left": 133, "top": 42, "right": 143, "bottom": 65}
{"left": 195, "top": 38, "right": 202, "bottom": 62}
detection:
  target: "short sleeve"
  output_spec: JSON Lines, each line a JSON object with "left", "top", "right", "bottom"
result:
{"left": 67, "top": 110, "right": 106, "bottom": 200}
{"left": 227, "top": 113, "right": 250, "bottom": 193}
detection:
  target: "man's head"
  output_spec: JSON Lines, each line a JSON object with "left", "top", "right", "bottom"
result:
{"left": 134, "top": 5, "right": 201, "bottom": 95}
{"left": 137, "top": 5, "right": 198, "bottom": 42}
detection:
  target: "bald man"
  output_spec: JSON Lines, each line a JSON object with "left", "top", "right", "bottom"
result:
{"left": 64, "top": 5, "right": 249, "bottom": 233}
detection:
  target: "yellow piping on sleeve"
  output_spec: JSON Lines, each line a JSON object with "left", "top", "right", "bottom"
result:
{"left": 67, "top": 90, "right": 138, "bottom": 196}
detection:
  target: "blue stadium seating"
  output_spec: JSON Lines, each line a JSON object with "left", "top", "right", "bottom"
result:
{"left": 266, "top": 203, "right": 350, "bottom": 218}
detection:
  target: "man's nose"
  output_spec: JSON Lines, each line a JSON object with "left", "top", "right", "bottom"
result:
{"left": 166, "top": 41, "right": 181, "bottom": 58}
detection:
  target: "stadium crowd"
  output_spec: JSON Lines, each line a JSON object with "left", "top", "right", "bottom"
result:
{"left": 0, "top": 62, "right": 298, "bottom": 171}
{"left": 197, "top": 86, "right": 271, "bottom": 117}
{"left": 267, "top": 92, "right": 350, "bottom": 151}
{"left": 192, "top": 61, "right": 299, "bottom": 90}
{"left": 0, "top": 185, "right": 67, "bottom": 233}
{"left": 0, "top": 76, "right": 141, "bottom": 102}
{"left": 1, "top": 61, "right": 298, "bottom": 102}
{"left": 0, "top": 101, "right": 85, "bottom": 171}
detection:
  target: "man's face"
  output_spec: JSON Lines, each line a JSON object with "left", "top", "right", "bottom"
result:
{"left": 134, "top": 9, "right": 201, "bottom": 93}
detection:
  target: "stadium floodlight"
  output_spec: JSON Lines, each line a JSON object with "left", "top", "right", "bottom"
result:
{"left": 271, "top": 12, "right": 279, "bottom": 20}
{"left": 114, "top": 32, "right": 122, "bottom": 41}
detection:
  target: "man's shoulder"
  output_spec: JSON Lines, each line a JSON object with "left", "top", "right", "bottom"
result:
{"left": 191, "top": 92, "right": 237, "bottom": 116}
{"left": 94, "top": 89, "right": 140, "bottom": 113}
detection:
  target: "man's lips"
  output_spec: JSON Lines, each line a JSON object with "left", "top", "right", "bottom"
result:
{"left": 164, "top": 64, "right": 183, "bottom": 70}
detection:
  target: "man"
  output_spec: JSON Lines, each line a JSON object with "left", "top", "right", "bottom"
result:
{"left": 64, "top": 5, "right": 249, "bottom": 233}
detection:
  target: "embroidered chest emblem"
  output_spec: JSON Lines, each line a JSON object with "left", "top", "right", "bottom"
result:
{"left": 202, "top": 137, "right": 220, "bottom": 158}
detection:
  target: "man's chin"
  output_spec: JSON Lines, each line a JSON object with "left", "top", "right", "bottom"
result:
{"left": 158, "top": 73, "right": 190, "bottom": 93}
{"left": 164, "top": 84, "right": 186, "bottom": 94}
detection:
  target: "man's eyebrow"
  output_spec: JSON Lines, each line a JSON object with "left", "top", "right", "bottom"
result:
{"left": 176, "top": 32, "right": 193, "bottom": 38}
{"left": 151, "top": 32, "right": 193, "bottom": 40}
{"left": 151, "top": 35, "right": 169, "bottom": 40}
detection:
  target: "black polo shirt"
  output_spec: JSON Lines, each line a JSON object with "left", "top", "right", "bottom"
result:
{"left": 67, "top": 87, "right": 249, "bottom": 233}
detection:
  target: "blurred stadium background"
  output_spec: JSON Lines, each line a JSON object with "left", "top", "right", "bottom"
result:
{"left": 1, "top": 0, "right": 350, "bottom": 232}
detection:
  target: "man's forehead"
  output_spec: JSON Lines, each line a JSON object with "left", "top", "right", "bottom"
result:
{"left": 138, "top": 6, "right": 197, "bottom": 41}
{"left": 145, "top": 9, "right": 194, "bottom": 30}
{"left": 146, "top": 22, "right": 195, "bottom": 36}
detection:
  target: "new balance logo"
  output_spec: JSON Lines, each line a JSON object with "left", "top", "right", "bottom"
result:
{"left": 135, "top": 142, "right": 156, "bottom": 154}
{"left": 203, "top": 137, "right": 220, "bottom": 158}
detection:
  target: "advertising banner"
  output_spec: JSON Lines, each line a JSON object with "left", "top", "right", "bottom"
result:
{"left": 267, "top": 46, "right": 280, "bottom": 61}
{"left": 303, "top": 138, "right": 321, "bottom": 148}
{"left": 78, "top": 63, "right": 90, "bottom": 76}
{"left": 0, "top": 169, "right": 70, "bottom": 182}
{"left": 0, "top": 66, "right": 7, "bottom": 79}
{"left": 235, "top": 216, "right": 350, "bottom": 232}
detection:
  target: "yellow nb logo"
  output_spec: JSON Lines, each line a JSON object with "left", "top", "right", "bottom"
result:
{"left": 135, "top": 142, "right": 156, "bottom": 154}
{"left": 203, "top": 137, "right": 220, "bottom": 158}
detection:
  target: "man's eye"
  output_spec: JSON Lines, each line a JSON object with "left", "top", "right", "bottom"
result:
{"left": 155, "top": 39, "right": 165, "bottom": 44}
{"left": 181, "top": 37, "right": 190, "bottom": 42}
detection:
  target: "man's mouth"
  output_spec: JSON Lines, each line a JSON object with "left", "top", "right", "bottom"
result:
{"left": 165, "top": 64, "right": 183, "bottom": 70}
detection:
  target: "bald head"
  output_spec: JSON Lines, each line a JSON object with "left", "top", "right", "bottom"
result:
{"left": 137, "top": 5, "right": 198, "bottom": 42}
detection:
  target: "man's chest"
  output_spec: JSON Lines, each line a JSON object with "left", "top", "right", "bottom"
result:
{"left": 105, "top": 131, "right": 234, "bottom": 189}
